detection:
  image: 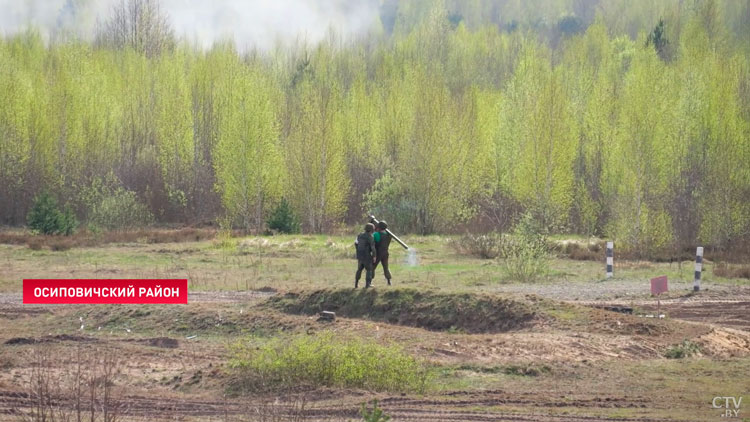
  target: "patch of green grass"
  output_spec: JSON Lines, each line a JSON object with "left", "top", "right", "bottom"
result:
{"left": 664, "top": 339, "right": 702, "bottom": 359}
{"left": 454, "top": 363, "right": 552, "bottom": 376}
{"left": 361, "top": 400, "right": 391, "bottom": 422}
{"left": 537, "top": 301, "right": 591, "bottom": 325}
{"left": 2, "top": 233, "right": 747, "bottom": 295}
{"left": 228, "top": 331, "right": 429, "bottom": 393}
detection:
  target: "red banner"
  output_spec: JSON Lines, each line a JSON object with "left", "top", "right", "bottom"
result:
{"left": 23, "top": 279, "right": 188, "bottom": 304}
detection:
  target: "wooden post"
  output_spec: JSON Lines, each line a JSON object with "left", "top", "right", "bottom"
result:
{"left": 694, "top": 246, "right": 703, "bottom": 292}
{"left": 606, "top": 241, "right": 614, "bottom": 278}
{"left": 651, "top": 276, "right": 668, "bottom": 318}
{"left": 657, "top": 297, "right": 661, "bottom": 318}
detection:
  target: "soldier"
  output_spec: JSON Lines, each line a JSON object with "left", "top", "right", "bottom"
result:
{"left": 373, "top": 220, "right": 392, "bottom": 285}
{"left": 354, "top": 223, "right": 377, "bottom": 288}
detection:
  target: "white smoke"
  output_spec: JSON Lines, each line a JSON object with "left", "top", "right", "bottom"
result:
{"left": 406, "top": 248, "right": 419, "bottom": 267}
{"left": 0, "top": 0, "right": 382, "bottom": 49}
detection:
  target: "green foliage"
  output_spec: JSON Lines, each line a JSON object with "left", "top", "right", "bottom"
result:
{"left": 1, "top": 1, "right": 750, "bottom": 256}
{"left": 361, "top": 400, "right": 391, "bottom": 422}
{"left": 498, "top": 42, "right": 576, "bottom": 232}
{"left": 503, "top": 213, "right": 549, "bottom": 282}
{"left": 267, "top": 198, "right": 300, "bottom": 234}
{"left": 59, "top": 207, "right": 78, "bottom": 237}
{"left": 363, "top": 171, "right": 418, "bottom": 232}
{"left": 557, "top": 15, "right": 584, "bottom": 36}
{"left": 284, "top": 54, "right": 350, "bottom": 233}
{"left": 646, "top": 18, "right": 670, "bottom": 61}
{"left": 27, "top": 191, "right": 78, "bottom": 236}
{"left": 82, "top": 176, "right": 154, "bottom": 231}
{"left": 664, "top": 340, "right": 702, "bottom": 359}
{"left": 229, "top": 332, "right": 428, "bottom": 393}
{"left": 214, "top": 61, "right": 284, "bottom": 231}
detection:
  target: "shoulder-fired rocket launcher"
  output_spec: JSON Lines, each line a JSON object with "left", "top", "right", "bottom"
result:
{"left": 368, "top": 215, "right": 409, "bottom": 250}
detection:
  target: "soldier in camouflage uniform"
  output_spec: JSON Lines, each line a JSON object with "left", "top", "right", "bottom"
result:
{"left": 373, "top": 221, "right": 392, "bottom": 285}
{"left": 354, "top": 223, "right": 377, "bottom": 288}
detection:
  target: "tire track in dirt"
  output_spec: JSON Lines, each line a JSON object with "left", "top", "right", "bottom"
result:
{"left": 0, "top": 290, "right": 737, "bottom": 422}
{"left": 0, "top": 389, "right": 679, "bottom": 422}
{"left": 577, "top": 299, "right": 750, "bottom": 332}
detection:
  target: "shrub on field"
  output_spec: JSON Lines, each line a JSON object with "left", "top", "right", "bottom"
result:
{"left": 503, "top": 213, "right": 549, "bottom": 282}
{"left": 81, "top": 175, "right": 153, "bottom": 231}
{"left": 451, "top": 233, "right": 503, "bottom": 259}
{"left": 361, "top": 400, "right": 391, "bottom": 422}
{"left": 26, "top": 237, "right": 44, "bottom": 250}
{"left": 664, "top": 339, "right": 702, "bottom": 359}
{"left": 363, "top": 171, "right": 421, "bottom": 233}
{"left": 27, "top": 191, "right": 78, "bottom": 236}
{"left": 88, "top": 189, "right": 153, "bottom": 231}
{"left": 49, "top": 238, "right": 73, "bottom": 251}
{"left": 562, "top": 241, "right": 603, "bottom": 261}
{"left": 229, "top": 332, "right": 429, "bottom": 393}
{"left": 267, "top": 198, "right": 301, "bottom": 234}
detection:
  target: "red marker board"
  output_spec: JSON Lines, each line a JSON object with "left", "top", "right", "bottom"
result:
{"left": 650, "top": 276, "right": 668, "bottom": 296}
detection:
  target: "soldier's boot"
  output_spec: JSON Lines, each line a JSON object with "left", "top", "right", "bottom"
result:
{"left": 387, "top": 278, "right": 392, "bottom": 286}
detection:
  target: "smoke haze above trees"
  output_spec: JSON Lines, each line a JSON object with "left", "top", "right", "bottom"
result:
{"left": 1, "top": 0, "right": 749, "bottom": 255}
{"left": 4, "top": 0, "right": 748, "bottom": 51}
{"left": 0, "top": 0, "right": 381, "bottom": 49}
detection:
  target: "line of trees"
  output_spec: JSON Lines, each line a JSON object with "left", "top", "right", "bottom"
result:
{"left": 1, "top": 0, "right": 749, "bottom": 254}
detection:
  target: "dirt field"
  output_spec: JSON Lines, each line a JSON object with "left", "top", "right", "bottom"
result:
{"left": 0, "top": 236, "right": 748, "bottom": 421}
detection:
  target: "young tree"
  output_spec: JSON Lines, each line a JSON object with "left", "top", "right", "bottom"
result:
{"left": 95, "top": 0, "right": 174, "bottom": 57}
{"left": 155, "top": 49, "right": 194, "bottom": 220}
{"left": 646, "top": 18, "right": 671, "bottom": 61}
{"left": 282, "top": 46, "right": 350, "bottom": 233}
{"left": 604, "top": 44, "right": 677, "bottom": 253}
{"left": 214, "top": 63, "right": 284, "bottom": 232}
{"left": 499, "top": 42, "right": 577, "bottom": 231}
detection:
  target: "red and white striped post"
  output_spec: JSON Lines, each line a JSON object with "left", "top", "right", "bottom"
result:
{"left": 694, "top": 246, "right": 703, "bottom": 291}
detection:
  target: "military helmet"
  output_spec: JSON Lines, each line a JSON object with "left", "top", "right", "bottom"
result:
{"left": 365, "top": 223, "right": 375, "bottom": 232}
{"left": 378, "top": 221, "right": 388, "bottom": 230}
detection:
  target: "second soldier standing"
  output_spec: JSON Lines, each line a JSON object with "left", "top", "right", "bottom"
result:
{"left": 373, "top": 220, "right": 392, "bottom": 285}
{"left": 354, "top": 223, "right": 377, "bottom": 288}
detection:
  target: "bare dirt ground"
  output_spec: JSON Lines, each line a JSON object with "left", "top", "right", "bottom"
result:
{"left": 1, "top": 286, "right": 749, "bottom": 422}
{"left": 495, "top": 281, "right": 750, "bottom": 331}
{"left": 1, "top": 238, "right": 748, "bottom": 421}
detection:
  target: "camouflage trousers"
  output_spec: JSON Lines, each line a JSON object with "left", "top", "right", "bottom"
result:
{"left": 373, "top": 253, "right": 391, "bottom": 285}
{"left": 355, "top": 259, "right": 374, "bottom": 288}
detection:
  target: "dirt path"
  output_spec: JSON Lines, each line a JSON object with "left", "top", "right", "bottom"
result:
{"left": 0, "top": 389, "right": 692, "bottom": 422}
{"left": 3, "top": 284, "right": 748, "bottom": 331}
{"left": 568, "top": 287, "right": 750, "bottom": 332}
{"left": 1, "top": 288, "right": 745, "bottom": 422}
{"left": 493, "top": 279, "right": 750, "bottom": 301}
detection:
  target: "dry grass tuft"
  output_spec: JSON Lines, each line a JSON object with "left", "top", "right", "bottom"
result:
{"left": 562, "top": 242, "right": 603, "bottom": 261}
{"left": 2, "top": 228, "right": 217, "bottom": 251}
{"left": 713, "top": 262, "right": 750, "bottom": 279}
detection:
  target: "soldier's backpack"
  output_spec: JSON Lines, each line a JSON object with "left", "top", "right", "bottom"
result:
{"left": 355, "top": 232, "right": 371, "bottom": 260}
